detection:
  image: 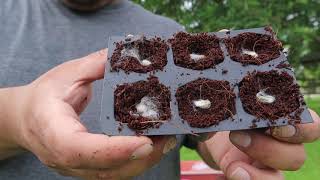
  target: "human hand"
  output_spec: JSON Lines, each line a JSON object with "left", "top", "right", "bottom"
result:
{"left": 200, "top": 109, "right": 320, "bottom": 180}
{"left": 3, "top": 50, "right": 177, "bottom": 180}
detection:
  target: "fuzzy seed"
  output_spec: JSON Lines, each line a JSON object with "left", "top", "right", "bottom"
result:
{"left": 121, "top": 48, "right": 140, "bottom": 60}
{"left": 256, "top": 91, "right": 275, "bottom": 104}
{"left": 141, "top": 59, "right": 152, "bottom": 66}
{"left": 136, "top": 96, "right": 159, "bottom": 119}
{"left": 242, "top": 49, "right": 258, "bottom": 58}
{"left": 127, "top": 34, "right": 134, "bottom": 38}
{"left": 193, "top": 99, "right": 211, "bottom": 109}
{"left": 190, "top": 54, "right": 206, "bottom": 61}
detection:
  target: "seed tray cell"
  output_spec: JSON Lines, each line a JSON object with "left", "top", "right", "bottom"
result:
{"left": 100, "top": 27, "right": 313, "bottom": 136}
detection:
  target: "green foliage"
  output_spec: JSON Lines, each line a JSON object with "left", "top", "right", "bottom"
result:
{"left": 133, "top": 0, "right": 320, "bottom": 80}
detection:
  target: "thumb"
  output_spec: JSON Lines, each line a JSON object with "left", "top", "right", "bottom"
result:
{"left": 39, "top": 49, "right": 107, "bottom": 85}
{"left": 74, "top": 49, "right": 107, "bottom": 82}
{"left": 226, "top": 161, "right": 284, "bottom": 180}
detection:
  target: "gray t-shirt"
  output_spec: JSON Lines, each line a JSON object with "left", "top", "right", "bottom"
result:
{"left": 0, "top": 0, "right": 186, "bottom": 179}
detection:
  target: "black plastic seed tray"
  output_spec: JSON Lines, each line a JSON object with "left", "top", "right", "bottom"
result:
{"left": 99, "top": 27, "right": 313, "bottom": 136}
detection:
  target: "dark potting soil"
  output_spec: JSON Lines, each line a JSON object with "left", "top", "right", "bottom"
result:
{"left": 169, "top": 32, "right": 224, "bottom": 70}
{"left": 239, "top": 70, "right": 302, "bottom": 123}
{"left": 225, "top": 32, "right": 283, "bottom": 65}
{"left": 114, "top": 76, "right": 171, "bottom": 131}
{"left": 175, "top": 78, "right": 236, "bottom": 128}
{"left": 110, "top": 36, "right": 169, "bottom": 73}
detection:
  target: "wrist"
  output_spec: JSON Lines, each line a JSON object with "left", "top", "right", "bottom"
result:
{"left": 0, "top": 86, "right": 29, "bottom": 158}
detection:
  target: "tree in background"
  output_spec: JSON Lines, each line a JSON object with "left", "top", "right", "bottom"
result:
{"left": 133, "top": 0, "right": 320, "bottom": 90}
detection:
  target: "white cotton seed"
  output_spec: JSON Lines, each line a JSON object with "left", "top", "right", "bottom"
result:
{"left": 142, "top": 109, "right": 158, "bottom": 119}
{"left": 127, "top": 34, "right": 134, "bottom": 38}
{"left": 121, "top": 48, "right": 152, "bottom": 66}
{"left": 121, "top": 48, "right": 140, "bottom": 60}
{"left": 242, "top": 49, "right": 258, "bottom": 58}
{"left": 193, "top": 99, "right": 211, "bottom": 109}
{"left": 141, "top": 59, "right": 152, "bottom": 66}
{"left": 136, "top": 96, "right": 159, "bottom": 119}
{"left": 136, "top": 103, "right": 147, "bottom": 114}
{"left": 190, "top": 53, "right": 206, "bottom": 61}
{"left": 256, "top": 91, "right": 275, "bottom": 104}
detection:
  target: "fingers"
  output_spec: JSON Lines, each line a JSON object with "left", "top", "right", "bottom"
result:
{"left": 203, "top": 132, "right": 251, "bottom": 172}
{"left": 39, "top": 49, "right": 107, "bottom": 85}
{"left": 115, "top": 136, "right": 177, "bottom": 179}
{"left": 75, "top": 49, "right": 107, "bottom": 82}
{"left": 229, "top": 131, "right": 306, "bottom": 170}
{"left": 45, "top": 118, "right": 175, "bottom": 176}
{"left": 197, "top": 141, "right": 221, "bottom": 170}
{"left": 188, "top": 132, "right": 216, "bottom": 143}
{"left": 53, "top": 136, "right": 176, "bottom": 180}
{"left": 37, "top": 102, "right": 176, "bottom": 171}
{"left": 199, "top": 132, "right": 216, "bottom": 142}
{"left": 48, "top": 130, "right": 155, "bottom": 169}
{"left": 64, "top": 82, "right": 92, "bottom": 115}
{"left": 271, "top": 109, "right": 320, "bottom": 143}
{"left": 226, "top": 161, "right": 284, "bottom": 180}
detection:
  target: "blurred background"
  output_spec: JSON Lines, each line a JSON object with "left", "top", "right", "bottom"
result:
{"left": 133, "top": 0, "right": 320, "bottom": 179}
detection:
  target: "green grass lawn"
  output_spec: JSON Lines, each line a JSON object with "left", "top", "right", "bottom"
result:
{"left": 180, "top": 96, "right": 320, "bottom": 180}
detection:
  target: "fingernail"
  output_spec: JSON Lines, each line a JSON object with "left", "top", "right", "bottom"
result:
{"left": 131, "top": 143, "right": 153, "bottom": 160}
{"left": 230, "top": 131, "right": 251, "bottom": 148}
{"left": 163, "top": 137, "right": 177, "bottom": 154}
{"left": 272, "top": 125, "right": 296, "bottom": 138}
{"left": 230, "top": 167, "right": 250, "bottom": 180}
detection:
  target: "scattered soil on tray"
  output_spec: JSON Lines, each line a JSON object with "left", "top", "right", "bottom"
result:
{"left": 175, "top": 78, "right": 236, "bottom": 128}
{"left": 276, "top": 61, "right": 292, "bottom": 70}
{"left": 239, "top": 70, "right": 302, "bottom": 123}
{"left": 111, "top": 36, "right": 169, "bottom": 73}
{"left": 225, "top": 32, "right": 283, "bottom": 65}
{"left": 114, "top": 76, "right": 171, "bottom": 131}
{"left": 169, "top": 32, "right": 224, "bottom": 70}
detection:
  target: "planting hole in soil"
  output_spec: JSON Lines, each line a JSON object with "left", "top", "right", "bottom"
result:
{"left": 225, "top": 32, "right": 283, "bottom": 65}
{"left": 114, "top": 76, "right": 171, "bottom": 131}
{"left": 239, "top": 70, "right": 302, "bottom": 123}
{"left": 169, "top": 32, "right": 224, "bottom": 70}
{"left": 175, "top": 78, "right": 236, "bottom": 128}
{"left": 110, "top": 36, "right": 169, "bottom": 73}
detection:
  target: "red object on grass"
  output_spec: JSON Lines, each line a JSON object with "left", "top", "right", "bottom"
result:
{"left": 180, "top": 161, "right": 225, "bottom": 180}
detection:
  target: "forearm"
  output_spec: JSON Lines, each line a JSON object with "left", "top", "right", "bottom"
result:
{"left": 0, "top": 87, "right": 26, "bottom": 160}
